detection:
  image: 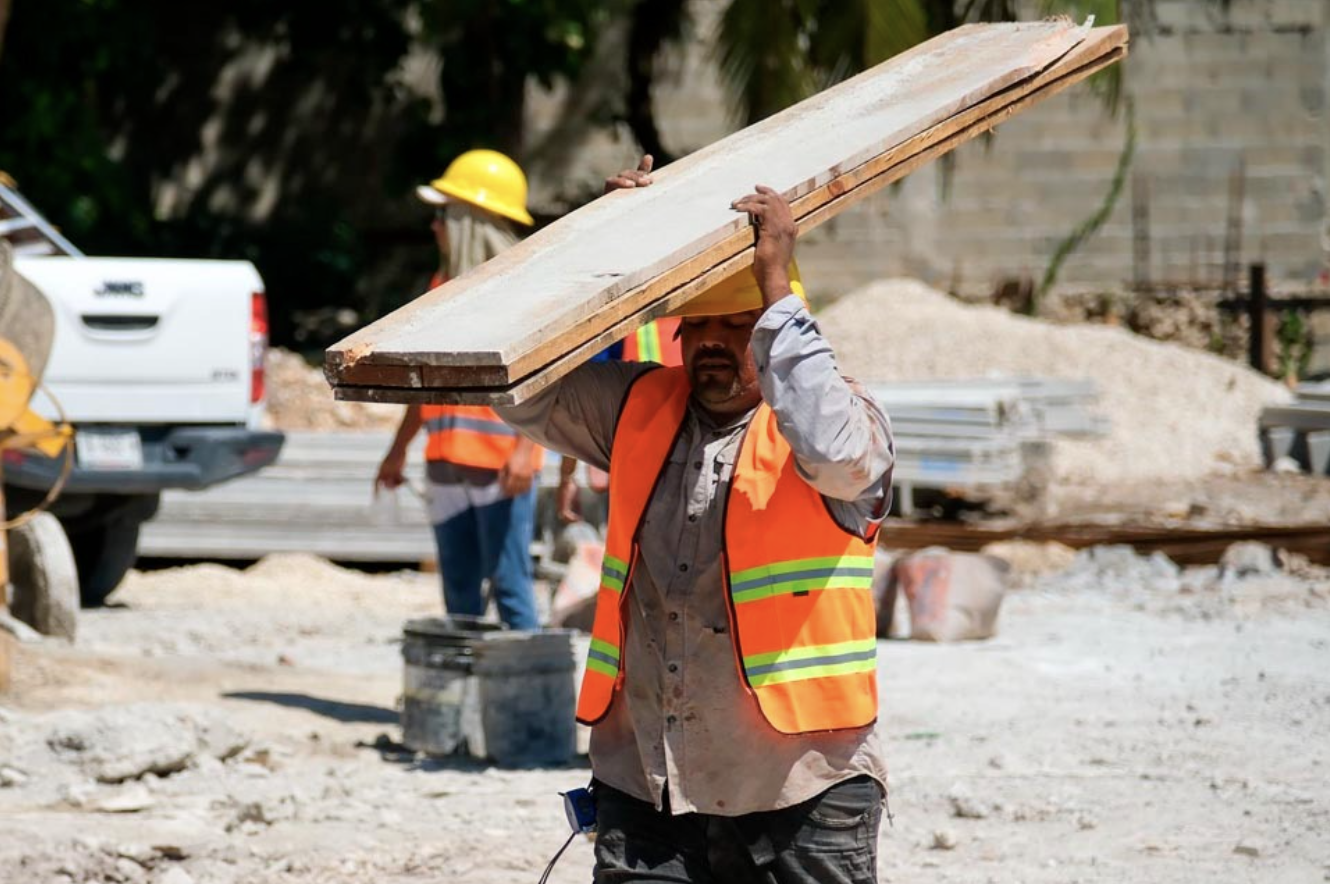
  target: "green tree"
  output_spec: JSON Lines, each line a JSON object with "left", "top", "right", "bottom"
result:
{"left": 0, "top": 0, "right": 622, "bottom": 346}
{"left": 415, "top": 0, "right": 625, "bottom": 162}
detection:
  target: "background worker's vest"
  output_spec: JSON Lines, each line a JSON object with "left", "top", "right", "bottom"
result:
{"left": 422, "top": 404, "right": 543, "bottom": 471}
{"left": 620, "top": 318, "right": 683, "bottom": 366}
{"left": 577, "top": 367, "right": 879, "bottom": 734}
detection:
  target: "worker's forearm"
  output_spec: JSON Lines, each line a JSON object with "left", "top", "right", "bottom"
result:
{"left": 758, "top": 268, "right": 793, "bottom": 310}
{"left": 388, "top": 405, "right": 424, "bottom": 455}
{"left": 751, "top": 297, "right": 894, "bottom": 503}
{"left": 496, "top": 360, "right": 653, "bottom": 471}
{"left": 559, "top": 455, "right": 579, "bottom": 481}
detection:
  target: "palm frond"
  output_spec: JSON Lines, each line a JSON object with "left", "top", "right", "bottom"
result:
{"left": 1038, "top": 0, "right": 1122, "bottom": 113}
{"left": 716, "top": 0, "right": 815, "bottom": 124}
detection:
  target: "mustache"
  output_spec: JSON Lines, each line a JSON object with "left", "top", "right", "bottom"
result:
{"left": 690, "top": 349, "right": 739, "bottom": 371}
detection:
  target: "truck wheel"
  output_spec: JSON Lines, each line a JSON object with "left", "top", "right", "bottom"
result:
{"left": 60, "top": 494, "right": 159, "bottom": 608}
{"left": 70, "top": 517, "right": 145, "bottom": 608}
{"left": 7, "top": 512, "right": 80, "bottom": 640}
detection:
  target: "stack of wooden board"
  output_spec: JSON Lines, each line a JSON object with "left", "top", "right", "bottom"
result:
{"left": 1261, "top": 382, "right": 1330, "bottom": 475}
{"left": 327, "top": 20, "right": 1129, "bottom": 406}
{"left": 870, "top": 377, "right": 1105, "bottom": 515}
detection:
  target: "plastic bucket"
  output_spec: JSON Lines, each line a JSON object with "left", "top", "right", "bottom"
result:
{"left": 401, "top": 617, "right": 577, "bottom": 766}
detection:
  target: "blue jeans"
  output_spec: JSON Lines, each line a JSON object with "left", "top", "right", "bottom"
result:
{"left": 431, "top": 485, "right": 540, "bottom": 630}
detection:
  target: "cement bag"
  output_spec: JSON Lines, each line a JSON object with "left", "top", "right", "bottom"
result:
{"left": 891, "top": 549, "right": 1009, "bottom": 642}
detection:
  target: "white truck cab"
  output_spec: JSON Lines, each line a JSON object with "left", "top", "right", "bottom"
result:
{"left": 2, "top": 176, "right": 283, "bottom": 605}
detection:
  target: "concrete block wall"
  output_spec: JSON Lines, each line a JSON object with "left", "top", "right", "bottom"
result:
{"left": 798, "top": 0, "right": 1330, "bottom": 297}
{"left": 525, "top": 0, "right": 1329, "bottom": 300}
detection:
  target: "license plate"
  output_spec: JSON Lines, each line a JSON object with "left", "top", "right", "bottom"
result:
{"left": 77, "top": 430, "right": 144, "bottom": 470}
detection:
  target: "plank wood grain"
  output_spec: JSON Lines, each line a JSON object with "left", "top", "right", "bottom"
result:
{"left": 329, "top": 21, "right": 1128, "bottom": 403}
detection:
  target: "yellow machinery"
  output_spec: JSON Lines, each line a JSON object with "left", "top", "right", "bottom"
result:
{"left": 0, "top": 240, "right": 73, "bottom": 690}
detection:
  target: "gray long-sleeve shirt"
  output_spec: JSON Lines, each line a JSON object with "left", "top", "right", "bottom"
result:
{"left": 498, "top": 295, "right": 894, "bottom": 816}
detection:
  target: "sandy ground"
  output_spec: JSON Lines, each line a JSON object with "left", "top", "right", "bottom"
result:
{"left": 2, "top": 551, "right": 1328, "bottom": 884}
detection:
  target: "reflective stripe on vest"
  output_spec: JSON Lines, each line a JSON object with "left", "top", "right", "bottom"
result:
{"left": 621, "top": 318, "right": 683, "bottom": 367}
{"left": 574, "top": 369, "right": 688, "bottom": 725}
{"left": 575, "top": 366, "right": 879, "bottom": 734}
{"left": 422, "top": 404, "right": 541, "bottom": 471}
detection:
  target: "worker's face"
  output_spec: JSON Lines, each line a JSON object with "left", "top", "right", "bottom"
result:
{"left": 431, "top": 207, "right": 449, "bottom": 258}
{"left": 679, "top": 310, "right": 763, "bottom": 417}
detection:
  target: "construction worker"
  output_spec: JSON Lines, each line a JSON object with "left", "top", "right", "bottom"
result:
{"left": 376, "top": 150, "right": 541, "bottom": 631}
{"left": 497, "top": 156, "right": 894, "bottom": 883}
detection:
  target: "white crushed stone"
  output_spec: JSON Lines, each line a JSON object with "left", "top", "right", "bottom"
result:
{"left": 816, "top": 279, "right": 1293, "bottom": 487}
{"left": 109, "top": 553, "right": 425, "bottom": 611}
{"left": 263, "top": 348, "right": 402, "bottom": 432}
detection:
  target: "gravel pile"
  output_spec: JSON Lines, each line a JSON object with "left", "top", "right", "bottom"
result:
{"left": 263, "top": 348, "right": 402, "bottom": 432}
{"left": 111, "top": 554, "right": 428, "bottom": 610}
{"left": 816, "top": 279, "right": 1293, "bottom": 487}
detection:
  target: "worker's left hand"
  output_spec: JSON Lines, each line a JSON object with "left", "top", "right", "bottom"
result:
{"left": 731, "top": 185, "right": 795, "bottom": 305}
{"left": 499, "top": 448, "right": 537, "bottom": 497}
{"left": 604, "top": 155, "right": 654, "bottom": 193}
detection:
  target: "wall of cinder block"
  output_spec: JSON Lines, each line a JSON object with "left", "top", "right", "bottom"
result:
{"left": 525, "top": 0, "right": 1329, "bottom": 300}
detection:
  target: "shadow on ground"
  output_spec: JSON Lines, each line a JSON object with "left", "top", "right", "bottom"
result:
{"left": 224, "top": 691, "right": 398, "bottom": 724}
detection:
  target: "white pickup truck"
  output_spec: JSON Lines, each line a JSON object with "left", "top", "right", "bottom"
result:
{"left": 2, "top": 177, "right": 283, "bottom": 606}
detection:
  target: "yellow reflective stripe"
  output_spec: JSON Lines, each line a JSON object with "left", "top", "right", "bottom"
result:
{"left": 635, "top": 326, "right": 661, "bottom": 362}
{"left": 731, "top": 556, "right": 875, "bottom": 587}
{"left": 589, "top": 636, "right": 620, "bottom": 662}
{"left": 743, "top": 638, "right": 877, "bottom": 687}
{"left": 747, "top": 655, "right": 878, "bottom": 688}
{"left": 729, "top": 555, "right": 876, "bottom": 604}
{"left": 586, "top": 656, "right": 619, "bottom": 678}
{"left": 601, "top": 555, "right": 628, "bottom": 592}
{"left": 586, "top": 637, "right": 621, "bottom": 678}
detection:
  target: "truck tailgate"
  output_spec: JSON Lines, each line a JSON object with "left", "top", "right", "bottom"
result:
{"left": 15, "top": 256, "right": 263, "bottom": 424}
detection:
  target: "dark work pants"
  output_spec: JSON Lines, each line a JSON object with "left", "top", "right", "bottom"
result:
{"left": 592, "top": 776, "right": 884, "bottom": 884}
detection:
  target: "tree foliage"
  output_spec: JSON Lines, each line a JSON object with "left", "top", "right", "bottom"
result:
{"left": 0, "top": 0, "right": 617, "bottom": 345}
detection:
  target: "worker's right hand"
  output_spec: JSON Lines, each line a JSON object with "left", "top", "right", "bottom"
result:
{"left": 604, "top": 155, "right": 653, "bottom": 194}
{"left": 375, "top": 451, "right": 407, "bottom": 491}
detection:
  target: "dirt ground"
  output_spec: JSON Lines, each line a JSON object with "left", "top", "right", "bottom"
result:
{"left": 2, "top": 548, "right": 1328, "bottom": 884}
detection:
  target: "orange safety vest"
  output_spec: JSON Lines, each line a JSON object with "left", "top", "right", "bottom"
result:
{"left": 620, "top": 318, "right": 683, "bottom": 366}
{"left": 577, "top": 367, "right": 879, "bottom": 734}
{"left": 422, "top": 404, "right": 544, "bottom": 471}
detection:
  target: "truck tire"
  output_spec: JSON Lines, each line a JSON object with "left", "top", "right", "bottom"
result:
{"left": 7, "top": 512, "right": 79, "bottom": 640}
{"left": 64, "top": 494, "right": 159, "bottom": 608}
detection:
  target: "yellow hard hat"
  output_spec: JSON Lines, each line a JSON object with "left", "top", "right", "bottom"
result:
{"left": 416, "top": 149, "right": 534, "bottom": 227}
{"left": 669, "top": 259, "right": 806, "bottom": 317}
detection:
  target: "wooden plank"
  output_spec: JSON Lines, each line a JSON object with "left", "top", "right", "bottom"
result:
{"left": 328, "top": 22, "right": 1125, "bottom": 394}
{"left": 332, "top": 24, "right": 1127, "bottom": 405}
{"left": 880, "top": 520, "right": 1330, "bottom": 566}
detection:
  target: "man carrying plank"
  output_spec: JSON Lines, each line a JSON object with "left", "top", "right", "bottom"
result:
{"left": 498, "top": 158, "right": 895, "bottom": 884}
